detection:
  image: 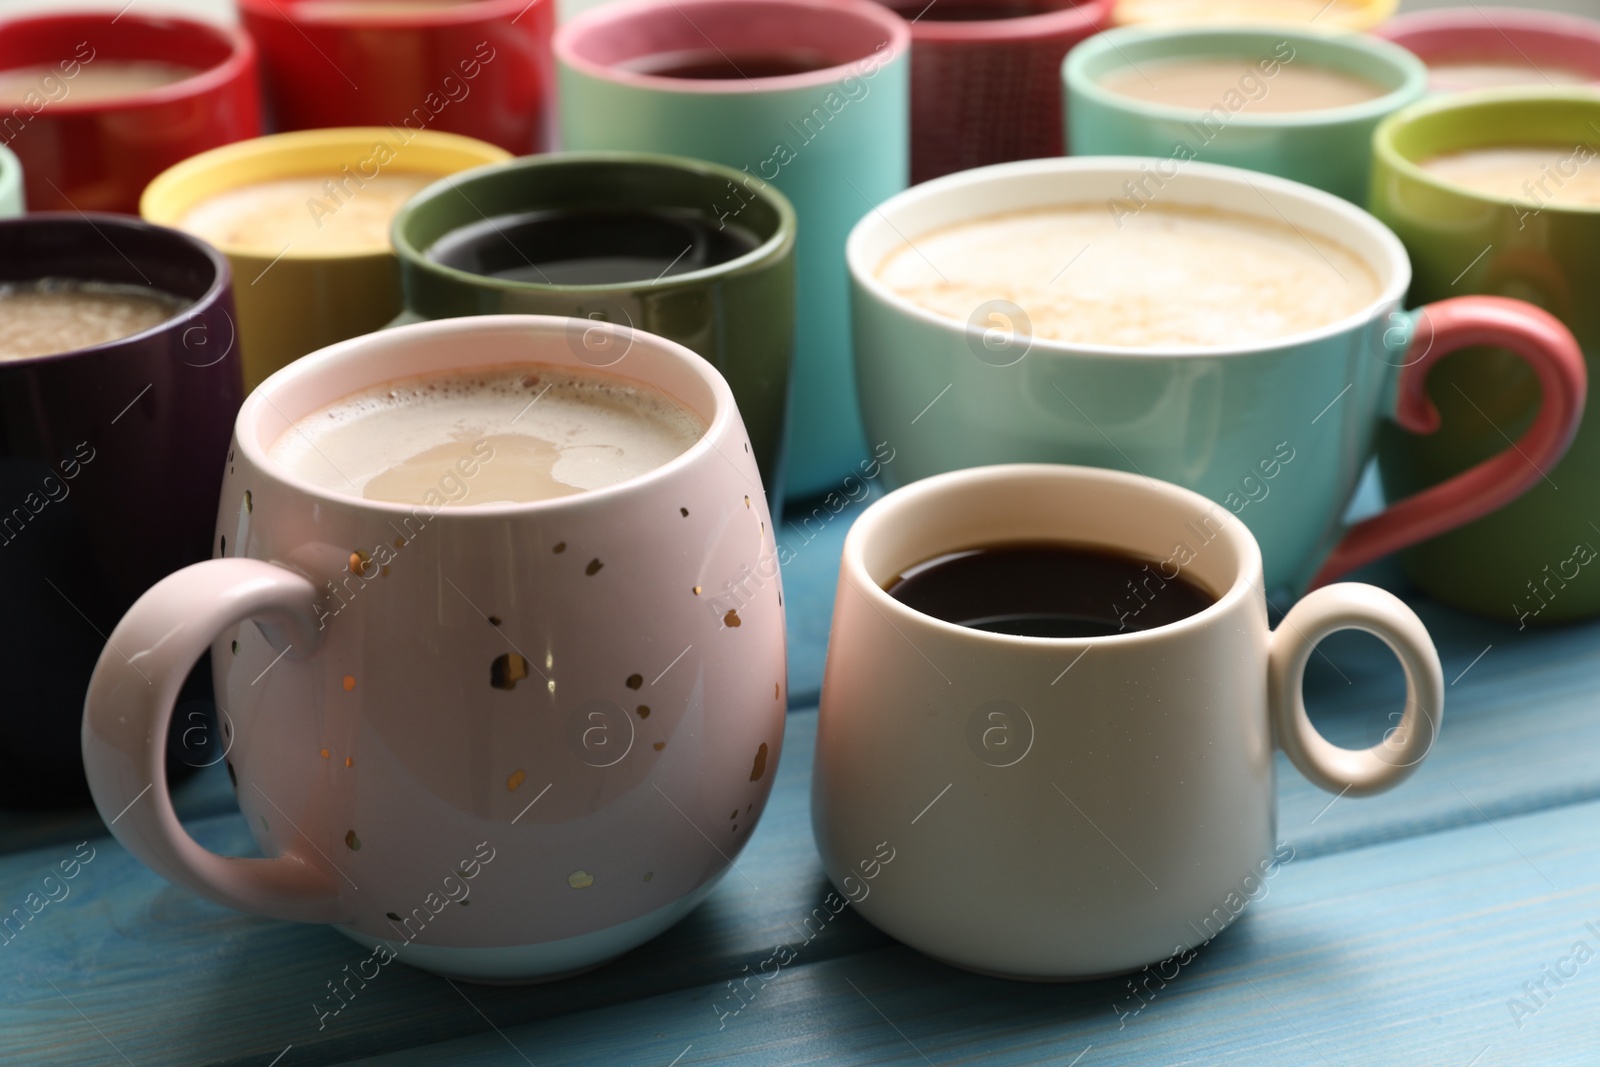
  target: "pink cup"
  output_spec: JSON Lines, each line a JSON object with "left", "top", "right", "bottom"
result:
{"left": 1377, "top": 7, "right": 1600, "bottom": 94}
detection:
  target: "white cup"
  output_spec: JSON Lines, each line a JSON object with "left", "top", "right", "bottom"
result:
{"left": 812, "top": 463, "right": 1443, "bottom": 979}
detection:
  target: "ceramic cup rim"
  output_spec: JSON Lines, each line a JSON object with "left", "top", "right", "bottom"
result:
{"left": 236, "top": 314, "right": 739, "bottom": 521}
{"left": 845, "top": 155, "right": 1411, "bottom": 360}
{"left": 0, "top": 212, "right": 231, "bottom": 368}
{"left": 1374, "top": 85, "right": 1600, "bottom": 214}
{"left": 1064, "top": 23, "right": 1429, "bottom": 130}
{"left": 237, "top": 0, "right": 539, "bottom": 27}
{"left": 140, "top": 127, "right": 513, "bottom": 265}
{"left": 0, "top": 11, "right": 256, "bottom": 115}
{"left": 391, "top": 151, "right": 798, "bottom": 296}
{"left": 554, "top": 0, "right": 911, "bottom": 95}
{"left": 893, "top": 0, "right": 1112, "bottom": 45}
{"left": 1377, "top": 4, "right": 1600, "bottom": 52}
{"left": 841, "top": 463, "right": 1260, "bottom": 648}
{"left": 0, "top": 143, "right": 20, "bottom": 201}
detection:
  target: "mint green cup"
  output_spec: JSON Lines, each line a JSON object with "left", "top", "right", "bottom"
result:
{"left": 847, "top": 157, "right": 1586, "bottom": 594}
{"left": 554, "top": 0, "right": 910, "bottom": 501}
{"left": 1064, "top": 26, "right": 1427, "bottom": 203}
{"left": 0, "top": 144, "right": 23, "bottom": 216}
{"left": 1371, "top": 89, "right": 1600, "bottom": 623}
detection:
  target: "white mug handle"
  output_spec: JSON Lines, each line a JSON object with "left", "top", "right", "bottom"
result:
{"left": 1267, "top": 583, "right": 1444, "bottom": 797}
{"left": 81, "top": 558, "right": 349, "bottom": 924}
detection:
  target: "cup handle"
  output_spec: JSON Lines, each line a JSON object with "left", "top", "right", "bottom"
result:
{"left": 1310, "top": 296, "right": 1587, "bottom": 588}
{"left": 1267, "top": 583, "right": 1444, "bottom": 797}
{"left": 81, "top": 558, "right": 349, "bottom": 924}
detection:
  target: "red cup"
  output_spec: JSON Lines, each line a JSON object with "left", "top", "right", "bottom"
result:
{"left": 874, "top": 0, "right": 1111, "bottom": 183}
{"left": 0, "top": 13, "right": 260, "bottom": 214}
{"left": 238, "top": 0, "right": 553, "bottom": 156}
{"left": 1377, "top": 7, "right": 1600, "bottom": 93}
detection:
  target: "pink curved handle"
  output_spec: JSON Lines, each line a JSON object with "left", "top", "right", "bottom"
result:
{"left": 81, "top": 558, "right": 350, "bottom": 924}
{"left": 1311, "top": 296, "right": 1587, "bottom": 588}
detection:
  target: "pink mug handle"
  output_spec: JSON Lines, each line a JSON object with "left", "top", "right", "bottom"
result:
{"left": 1311, "top": 296, "right": 1588, "bottom": 589}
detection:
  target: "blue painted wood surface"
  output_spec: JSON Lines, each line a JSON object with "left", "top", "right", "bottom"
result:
{"left": 4, "top": 490, "right": 1600, "bottom": 1065}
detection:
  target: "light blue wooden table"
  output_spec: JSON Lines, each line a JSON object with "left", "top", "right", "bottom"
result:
{"left": 3, "top": 482, "right": 1598, "bottom": 1066}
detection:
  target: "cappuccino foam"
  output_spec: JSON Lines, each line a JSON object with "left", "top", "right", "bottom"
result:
{"left": 0, "top": 279, "right": 190, "bottom": 361}
{"left": 269, "top": 365, "right": 704, "bottom": 506}
{"left": 1101, "top": 57, "right": 1387, "bottom": 113}
{"left": 876, "top": 203, "right": 1380, "bottom": 349}
{"left": 1421, "top": 145, "right": 1600, "bottom": 206}
{"left": 179, "top": 173, "right": 437, "bottom": 254}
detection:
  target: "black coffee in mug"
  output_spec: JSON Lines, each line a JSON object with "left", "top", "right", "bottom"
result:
{"left": 885, "top": 541, "right": 1216, "bottom": 639}
{"left": 619, "top": 48, "right": 834, "bottom": 79}
{"left": 426, "top": 207, "right": 762, "bottom": 286}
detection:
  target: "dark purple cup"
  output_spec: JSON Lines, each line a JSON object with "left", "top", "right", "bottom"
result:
{"left": 0, "top": 215, "right": 244, "bottom": 807}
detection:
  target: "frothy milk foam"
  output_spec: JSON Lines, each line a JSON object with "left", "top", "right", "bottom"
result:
{"left": 876, "top": 203, "right": 1380, "bottom": 348}
{"left": 268, "top": 365, "right": 704, "bottom": 506}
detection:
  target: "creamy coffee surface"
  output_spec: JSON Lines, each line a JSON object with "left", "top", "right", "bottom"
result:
{"left": 876, "top": 204, "right": 1380, "bottom": 348}
{"left": 1427, "top": 60, "right": 1589, "bottom": 93}
{"left": 0, "top": 61, "right": 200, "bottom": 106}
{"left": 0, "top": 280, "right": 189, "bottom": 361}
{"left": 1421, "top": 144, "right": 1600, "bottom": 205}
{"left": 269, "top": 365, "right": 705, "bottom": 506}
{"left": 1100, "top": 57, "right": 1388, "bottom": 112}
{"left": 179, "top": 173, "right": 438, "bottom": 254}
{"left": 1116, "top": 0, "right": 1362, "bottom": 24}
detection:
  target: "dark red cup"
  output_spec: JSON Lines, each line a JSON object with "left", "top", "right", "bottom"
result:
{"left": 0, "top": 13, "right": 260, "bottom": 214}
{"left": 0, "top": 215, "right": 244, "bottom": 806}
{"left": 876, "top": 0, "right": 1111, "bottom": 183}
{"left": 239, "top": 0, "right": 553, "bottom": 156}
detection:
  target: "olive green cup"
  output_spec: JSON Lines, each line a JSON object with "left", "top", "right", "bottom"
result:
{"left": 391, "top": 152, "right": 797, "bottom": 507}
{"left": 1371, "top": 88, "right": 1600, "bottom": 623}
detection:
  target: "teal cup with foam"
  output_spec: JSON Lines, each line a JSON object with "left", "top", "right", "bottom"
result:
{"left": 0, "top": 144, "right": 23, "bottom": 216}
{"left": 1063, "top": 25, "right": 1427, "bottom": 203}
{"left": 555, "top": 0, "right": 910, "bottom": 501}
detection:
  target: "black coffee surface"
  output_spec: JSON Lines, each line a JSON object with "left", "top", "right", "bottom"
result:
{"left": 622, "top": 48, "right": 835, "bottom": 79}
{"left": 885, "top": 541, "right": 1216, "bottom": 639}
{"left": 427, "top": 208, "right": 762, "bottom": 286}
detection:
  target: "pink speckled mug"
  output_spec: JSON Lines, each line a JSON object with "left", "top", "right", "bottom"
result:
{"left": 81, "top": 315, "right": 786, "bottom": 982}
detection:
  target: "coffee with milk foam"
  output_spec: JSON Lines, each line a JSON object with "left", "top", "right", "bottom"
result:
{"left": 268, "top": 365, "right": 704, "bottom": 506}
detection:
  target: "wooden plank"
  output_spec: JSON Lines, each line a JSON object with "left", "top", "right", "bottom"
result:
{"left": 336, "top": 796, "right": 1600, "bottom": 1066}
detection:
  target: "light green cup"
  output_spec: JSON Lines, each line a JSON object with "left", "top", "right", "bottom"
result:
{"left": 1371, "top": 88, "right": 1600, "bottom": 623}
{"left": 1064, "top": 25, "right": 1428, "bottom": 203}
{"left": 0, "top": 144, "right": 23, "bottom": 216}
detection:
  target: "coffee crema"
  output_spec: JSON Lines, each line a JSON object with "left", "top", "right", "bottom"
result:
{"left": 617, "top": 49, "right": 835, "bottom": 79}
{"left": 0, "top": 280, "right": 190, "bottom": 361}
{"left": 269, "top": 365, "right": 704, "bottom": 506}
{"left": 1100, "top": 57, "right": 1388, "bottom": 113}
{"left": 427, "top": 207, "right": 763, "bottom": 286}
{"left": 1426, "top": 60, "right": 1589, "bottom": 93}
{"left": 0, "top": 61, "right": 200, "bottom": 106}
{"left": 886, "top": 541, "right": 1216, "bottom": 639}
{"left": 876, "top": 203, "right": 1379, "bottom": 348}
{"left": 1421, "top": 144, "right": 1600, "bottom": 206}
{"left": 179, "top": 173, "right": 439, "bottom": 254}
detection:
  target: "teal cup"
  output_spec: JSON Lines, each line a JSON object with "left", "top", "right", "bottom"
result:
{"left": 554, "top": 0, "right": 910, "bottom": 501}
{"left": 847, "top": 157, "right": 1587, "bottom": 594}
{"left": 1063, "top": 25, "right": 1427, "bottom": 203}
{"left": 0, "top": 144, "right": 22, "bottom": 216}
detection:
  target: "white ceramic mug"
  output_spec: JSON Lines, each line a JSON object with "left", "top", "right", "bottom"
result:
{"left": 812, "top": 464, "right": 1442, "bottom": 980}
{"left": 82, "top": 315, "right": 787, "bottom": 982}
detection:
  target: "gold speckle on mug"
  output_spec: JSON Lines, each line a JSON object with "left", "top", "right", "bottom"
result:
{"left": 232, "top": 640, "right": 238, "bottom": 655}
{"left": 692, "top": 585, "right": 702, "bottom": 595}
{"left": 636, "top": 705, "right": 650, "bottom": 719}
{"left": 386, "top": 911, "right": 402, "bottom": 922}
{"left": 219, "top": 535, "right": 226, "bottom": 555}
{"left": 349, "top": 549, "right": 370, "bottom": 575}
{"left": 626, "top": 673, "right": 643, "bottom": 690}
{"left": 653, "top": 741, "right": 665, "bottom": 751}
{"left": 723, "top": 609, "right": 742, "bottom": 628}
{"left": 320, "top": 748, "right": 330, "bottom": 760}
{"left": 729, "top": 809, "right": 737, "bottom": 820}
{"left": 488, "top": 615, "right": 502, "bottom": 627}
{"left": 750, "top": 742, "right": 769, "bottom": 782}
{"left": 586, "top": 558, "right": 604, "bottom": 576}
{"left": 244, "top": 490, "right": 252, "bottom": 512}
{"left": 732, "top": 824, "right": 738, "bottom": 833}
{"left": 380, "top": 566, "right": 390, "bottom": 578}
{"left": 492, "top": 653, "right": 529, "bottom": 690}
{"left": 507, "top": 769, "right": 526, "bottom": 791}
{"left": 774, "top": 683, "right": 780, "bottom": 700}
{"left": 553, "top": 541, "right": 567, "bottom": 554}
{"left": 744, "top": 495, "right": 750, "bottom": 509}
{"left": 345, "top": 830, "right": 361, "bottom": 850}
{"left": 343, "top": 675, "right": 356, "bottom": 692}
{"left": 394, "top": 537, "right": 405, "bottom": 550}
{"left": 643, "top": 871, "right": 653, "bottom": 882}
{"left": 568, "top": 870, "right": 594, "bottom": 889}
{"left": 680, "top": 507, "right": 689, "bottom": 517}
{"left": 345, "top": 756, "right": 353, "bottom": 768}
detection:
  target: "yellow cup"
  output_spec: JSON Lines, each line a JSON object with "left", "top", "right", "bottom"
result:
{"left": 142, "top": 128, "right": 511, "bottom": 388}
{"left": 1110, "top": 0, "right": 1396, "bottom": 32}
